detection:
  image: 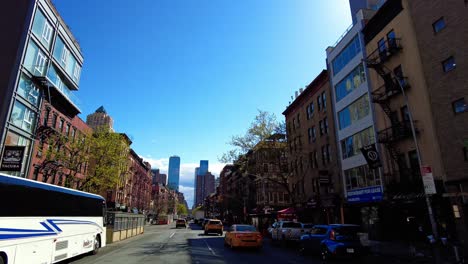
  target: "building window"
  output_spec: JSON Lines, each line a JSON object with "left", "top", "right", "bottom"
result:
{"left": 59, "top": 119, "right": 64, "bottom": 132}
{"left": 17, "top": 74, "right": 40, "bottom": 106}
{"left": 452, "top": 98, "right": 467, "bottom": 114}
{"left": 317, "top": 96, "right": 322, "bottom": 111}
{"left": 61, "top": 48, "right": 70, "bottom": 67}
{"left": 432, "top": 17, "right": 446, "bottom": 33}
{"left": 43, "top": 108, "right": 50, "bottom": 126}
{"left": 319, "top": 120, "right": 324, "bottom": 136}
{"left": 65, "top": 124, "right": 70, "bottom": 136}
{"left": 308, "top": 128, "right": 313, "bottom": 143}
{"left": 73, "top": 64, "right": 81, "bottom": 83}
{"left": 332, "top": 36, "right": 361, "bottom": 75}
{"left": 378, "top": 37, "right": 387, "bottom": 61}
{"left": 293, "top": 118, "right": 296, "bottom": 130}
{"left": 442, "top": 56, "right": 456, "bottom": 72}
{"left": 31, "top": 9, "right": 54, "bottom": 49}
{"left": 10, "top": 101, "right": 36, "bottom": 133}
{"left": 312, "top": 126, "right": 316, "bottom": 141}
{"left": 338, "top": 95, "right": 370, "bottom": 130}
{"left": 324, "top": 118, "right": 329, "bottom": 134}
{"left": 408, "top": 150, "right": 421, "bottom": 181}
{"left": 263, "top": 163, "right": 269, "bottom": 173}
{"left": 306, "top": 102, "right": 314, "bottom": 119}
{"left": 341, "top": 127, "right": 376, "bottom": 159}
{"left": 463, "top": 146, "right": 468, "bottom": 161}
{"left": 296, "top": 113, "right": 300, "bottom": 127}
{"left": 52, "top": 114, "right": 57, "bottom": 128}
{"left": 321, "top": 146, "right": 326, "bottom": 165}
{"left": 387, "top": 30, "right": 397, "bottom": 49}
{"left": 335, "top": 63, "right": 366, "bottom": 101}
{"left": 327, "top": 144, "right": 332, "bottom": 163}
{"left": 322, "top": 92, "right": 326, "bottom": 111}
{"left": 345, "top": 165, "right": 380, "bottom": 190}
{"left": 71, "top": 127, "right": 76, "bottom": 140}
{"left": 35, "top": 52, "right": 47, "bottom": 75}
{"left": 41, "top": 22, "right": 53, "bottom": 45}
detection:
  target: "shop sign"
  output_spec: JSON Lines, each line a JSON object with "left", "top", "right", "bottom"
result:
{"left": 360, "top": 144, "right": 382, "bottom": 169}
{"left": 1, "top": 146, "right": 25, "bottom": 171}
{"left": 347, "top": 186, "right": 383, "bottom": 203}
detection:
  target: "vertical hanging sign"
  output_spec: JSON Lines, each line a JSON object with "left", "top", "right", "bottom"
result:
{"left": 421, "top": 165, "right": 436, "bottom": 195}
{"left": 1, "top": 146, "right": 25, "bottom": 171}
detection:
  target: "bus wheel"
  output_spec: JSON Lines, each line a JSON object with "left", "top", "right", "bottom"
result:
{"left": 0, "top": 253, "right": 6, "bottom": 264}
{"left": 92, "top": 235, "right": 101, "bottom": 255}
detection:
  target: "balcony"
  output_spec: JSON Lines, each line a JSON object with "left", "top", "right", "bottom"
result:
{"left": 32, "top": 65, "right": 81, "bottom": 115}
{"left": 366, "top": 38, "right": 402, "bottom": 67}
{"left": 377, "top": 121, "right": 416, "bottom": 144}
{"left": 372, "top": 77, "right": 410, "bottom": 103}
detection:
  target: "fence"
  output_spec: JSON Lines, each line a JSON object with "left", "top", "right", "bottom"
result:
{"left": 106, "top": 212, "right": 146, "bottom": 244}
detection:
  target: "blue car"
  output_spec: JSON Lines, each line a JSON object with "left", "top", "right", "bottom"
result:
{"left": 299, "top": 224, "right": 363, "bottom": 261}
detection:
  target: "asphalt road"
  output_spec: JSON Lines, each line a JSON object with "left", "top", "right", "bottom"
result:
{"left": 64, "top": 223, "right": 413, "bottom": 264}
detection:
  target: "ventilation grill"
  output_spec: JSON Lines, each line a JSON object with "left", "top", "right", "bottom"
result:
{"left": 54, "top": 253, "right": 67, "bottom": 261}
{"left": 56, "top": 241, "right": 68, "bottom": 251}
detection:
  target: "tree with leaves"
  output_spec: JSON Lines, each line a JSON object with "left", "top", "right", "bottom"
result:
{"left": 177, "top": 202, "right": 188, "bottom": 216}
{"left": 79, "top": 128, "right": 130, "bottom": 194}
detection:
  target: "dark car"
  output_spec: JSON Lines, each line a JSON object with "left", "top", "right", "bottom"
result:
{"left": 299, "top": 224, "right": 363, "bottom": 261}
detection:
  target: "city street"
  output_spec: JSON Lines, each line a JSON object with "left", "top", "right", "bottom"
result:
{"left": 63, "top": 223, "right": 416, "bottom": 264}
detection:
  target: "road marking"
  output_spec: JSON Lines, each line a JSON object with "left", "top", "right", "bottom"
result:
{"left": 170, "top": 232, "right": 175, "bottom": 238}
{"left": 204, "top": 239, "right": 217, "bottom": 257}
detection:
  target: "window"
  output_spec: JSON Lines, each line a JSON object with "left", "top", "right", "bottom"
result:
{"left": 378, "top": 37, "right": 387, "bottom": 60}
{"left": 322, "top": 92, "right": 326, "bottom": 111}
{"left": 341, "top": 127, "right": 376, "bottom": 159}
{"left": 61, "top": 48, "right": 70, "bottom": 66}
{"left": 10, "top": 101, "right": 36, "bottom": 133}
{"left": 59, "top": 119, "right": 64, "bottom": 132}
{"left": 17, "top": 74, "right": 40, "bottom": 106}
{"left": 52, "top": 114, "right": 57, "bottom": 128}
{"left": 321, "top": 146, "right": 326, "bottom": 165}
{"left": 296, "top": 114, "right": 300, "bottom": 127}
{"left": 332, "top": 36, "right": 361, "bottom": 75}
{"left": 71, "top": 128, "right": 76, "bottom": 140}
{"left": 43, "top": 108, "right": 50, "bottom": 126}
{"left": 313, "top": 151, "right": 318, "bottom": 168}
{"left": 293, "top": 118, "right": 296, "bottom": 129}
{"left": 464, "top": 146, "right": 468, "bottom": 161}
{"left": 344, "top": 165, "right": 380, "bottom": 190}
{"left": 73, "top": 64, "right": 81, "bottom": 83}
{"left": 317, "top": 96, "right": 322, "bottom": 111}
{"left": 433, "top": 17, "right": 446, "bottom": 33}
{"left": 387, "top": 30, "right": 396, "bottom": 49}
{"left": 319, "top": 120, "right": 324, "bottom": 135}
{"left": 31, "top": 9, "right": 54, "bottom": 49}
{"left": 408, "top": 150, "right": 421, "bottom": 181}
{"left": 35, "top": 51, "right": 47, "bottom": 75}
{"left": 308, "top": 128, "right": 313, "bottom": 143}
{"left": 327, "top": 144, "right": 332, "bottom": 163}
{"left": 401, "top": 105, "right": 410, "bottom": 122}
{"left": 306, "top": 102, "right": 314, "bottom": 119}
{"left": 442, "top": 56, "right": 456, "bottom": 72}
{"left": 452, "top": 98, "right": 467, "bottom": 114}
{"left": 335, "top": 64, "right": 366, "bottom": 101}
{"left": 312, "top": 126, "right": 316, "bottom": 141}
{"left": 263, "top": 163, "right": 269, "bottom": 173}
{"left": 338, "top": 95, "right": 370, "bottom": 129}
{"left": 65, "top": 124, "right": 70, "bottom": 136}
{"left": 324, "top": 118, "right": 329, "bottom": 134}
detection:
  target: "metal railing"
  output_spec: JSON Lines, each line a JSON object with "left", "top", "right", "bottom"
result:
{"left": 366, "top": 38, "right": 402, "bottom": 66}
{"left": 371, "top": 77, "right": 409, "bottom": 102}
{"left": 106, "top": 212, "right": 145, "bottom": 231}
{"left": 377, "top": 121, "right": 416, "bottom": 144}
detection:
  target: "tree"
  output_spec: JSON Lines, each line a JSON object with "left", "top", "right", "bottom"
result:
{"left": 219, "top": 110, "right": 280, "bottom": 163}
{"left": 177, "top": 203, "right": 188, "bottom": 215}
{"left": 39, "top": 128, "right": 92, "bottom": 188}
{"left": 79, "top": 128, "right": 130, "bottom": 194}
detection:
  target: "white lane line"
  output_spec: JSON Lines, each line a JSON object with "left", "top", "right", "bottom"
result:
{"left": 160, "top": 232, "right": 176, "bottom": 249}
{"left": 170, "top": 232, "right": 175, "bottom": 238}
{"left": 204, "top": 239, "right": 217, "bottom": 257}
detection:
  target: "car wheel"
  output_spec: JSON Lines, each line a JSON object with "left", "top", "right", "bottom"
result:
{"left": 321, "top": 246, "right": 330, "bottom": 261}
{"left": 204, "top": 231, "right": 208, "bottom": 235}
{"left": 0, "top": 255, "right": 5, "bottom": 264}
{"left": 92, "top": 235, "right": 101, "bottom": 255}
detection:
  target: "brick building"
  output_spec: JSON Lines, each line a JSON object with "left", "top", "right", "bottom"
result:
{"left": 283, "top": 70, "right": 343, "bottom": 223}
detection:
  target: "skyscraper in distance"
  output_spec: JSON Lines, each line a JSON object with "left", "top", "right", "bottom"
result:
{"left": 86, "top": 106, "right": 114, "bottom": 131}
{"left": 198, "top": 160, "right": 208, "bottom": 176}
{"left": 168, "top": 156, "right": 180, "bottom": 191}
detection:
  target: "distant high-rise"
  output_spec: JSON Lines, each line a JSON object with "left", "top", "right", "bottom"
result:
{"left": 86, "top": 106, "right": 114, "bottom": 131}
{"left": 195, "top": 172, "right": 215, "bottom": 207}
{"left": 198, "top": 160, "right": 209, "bottom": 176}
{"left": 168, "top": 156, "right": 180, "bottom": 191}
{"left": 151, "top": 169, "right": 167, "bottom": 186}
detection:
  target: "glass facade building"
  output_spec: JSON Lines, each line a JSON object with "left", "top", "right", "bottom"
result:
{"left": 0, "top": 0, "right": 83, "bottom": 178}
{"left": 168, "top": 156, "right": 180, "bottom": 191}
{"left": 198, "top": 160, "right": 208, "bottom": 176}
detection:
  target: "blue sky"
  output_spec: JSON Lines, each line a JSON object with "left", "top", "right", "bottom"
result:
{"left": 52, "top": 0, "right": 352, "bottom": 206}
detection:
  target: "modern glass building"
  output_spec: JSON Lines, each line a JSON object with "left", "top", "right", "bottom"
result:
{"left": 326, "top": 1, "right": 383, "bottom": 221}
{"left": 168, "top": 155, "right": 180, "bottom": 191}
{"left": 198, "top": 160, "right": 208, "bottom": 176}
{"left": 0, "top": 0, "right": 83, "bottom": 178}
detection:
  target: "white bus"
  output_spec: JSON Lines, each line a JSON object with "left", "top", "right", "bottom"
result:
{"left": 0, "top": 173, "right": 106, "bottom": 264}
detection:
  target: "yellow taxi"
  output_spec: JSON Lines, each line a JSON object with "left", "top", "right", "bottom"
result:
{"left": 204, "top": 219, "right": 223, "bottom": 235}
{"left": 224, "top": 224, "right": 263, "bottom": 249}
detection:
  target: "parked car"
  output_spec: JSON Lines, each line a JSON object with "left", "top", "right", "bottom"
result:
{"left": 301, "top": 223, "right": 314, "bottom": 234}
{"left": 271, "top": 221, "right": 303, "bottom": 244}
{"left": 202, "top": 218, "right": 209, "bottom": 228}
{"left": 299, "top": 224, "right": 363, "bottom": 261}
{"left": 204, "top": 219, "right": 223, "bottom": 235}
{"left": 175, "top": 219, "right": 187, "bottom": 228}
{"left": 224, "top": 225, "right": 262, "bottom": 249}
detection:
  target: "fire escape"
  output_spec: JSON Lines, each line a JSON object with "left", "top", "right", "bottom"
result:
{"left": 365, "top": 36, "right": 418, "bottom": 187}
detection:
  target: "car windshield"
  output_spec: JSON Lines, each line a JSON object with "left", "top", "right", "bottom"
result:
{"left": 302, "top": 224, "right": 314, "bottom": 228}
{"left": 209, "top": 221, "right": 221, "bottom": 225}
{"left": 282, "top": 222, "right": 302, "bottom": 228}
{"left": 236, "top": 225, "right": 256, "bottom": 232}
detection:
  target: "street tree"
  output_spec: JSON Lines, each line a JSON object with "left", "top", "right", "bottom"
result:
{"left": 177, "top": 203, "right": 188, "bottom": 215}
{"left": 79, "top": 128, "right": 130, "bottom": 194}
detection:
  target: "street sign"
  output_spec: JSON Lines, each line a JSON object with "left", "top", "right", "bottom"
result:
{"left": 360, "top": 144, "right": 382, "bottom": 169}
{"left": 1, "top": 146, "right": 25, "bottom": 171}
{"left": 421, "top": 165, "right": 436, "bottom": 195}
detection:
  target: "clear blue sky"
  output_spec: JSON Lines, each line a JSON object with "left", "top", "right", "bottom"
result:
{"left": 52, "top": 0, "right": 352, "bottom": 206}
